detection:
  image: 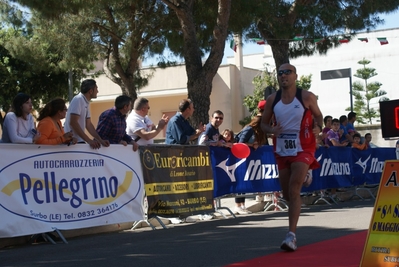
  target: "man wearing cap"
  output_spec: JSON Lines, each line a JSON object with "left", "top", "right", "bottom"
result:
{"left": 258, "top": 100, "right": 266, "bottom": 114}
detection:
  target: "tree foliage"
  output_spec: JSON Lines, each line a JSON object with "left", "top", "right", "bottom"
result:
{"left": 346, "top": 58, "right": 388, "bottom": 124}
{"left": 230, "top": 0, "right": 399, "bottom": 68}
{"left": 13, "top": 0, "right": 172, "bottom": 99}
{"left": 0, "top": 1, "right": 85, "bottom": 128}
{"left": 240, "top": 66, "right": 312, "bottom": 127}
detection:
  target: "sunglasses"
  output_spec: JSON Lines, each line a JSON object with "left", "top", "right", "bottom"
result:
{"left": 278, "top": 69, "right": 294, "bottom": 76}
{"left": 214, "top": 117, "right": 224, "bottom": 120}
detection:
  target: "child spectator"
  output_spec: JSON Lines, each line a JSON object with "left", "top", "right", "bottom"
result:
{"left": 326, "top": 118, "right": 349, "bottom": 147}
{"left": 219, "top": 128, "right": 234, "bottom": 148}
{"left": 351, "top": 133, "right": 368, "bottom": 150}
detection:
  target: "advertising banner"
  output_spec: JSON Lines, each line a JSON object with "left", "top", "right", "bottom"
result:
{"left": 139, "top": 145, "right": 214, "bottom": 218}
{"left": 210, "top": 146, "right": 280, "bottom": 197}
{"left": 0, "top": 144, "right": 144, "bottom": 238}
{"left": 360, "top": 160, "right": 399, "bottom": 267}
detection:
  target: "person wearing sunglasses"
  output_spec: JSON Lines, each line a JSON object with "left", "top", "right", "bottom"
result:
{"left": 261, "top": 63, "right": 323, "bottom": 252}
{"left": 198, "top": 110, "right": 224, "bottom": 146}
{"left": 126, "top": 97, "right": 169, "bottom": 146}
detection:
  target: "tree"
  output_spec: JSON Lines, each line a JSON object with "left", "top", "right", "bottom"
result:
{"left": 240, "top": 66, "right": 312, "bottom": 127}
{"left": 231, "top": 1, "right": 399, "bottom": 69}
{"left": 347, "top": 58, "right": 388, "bottom": 124}
{"left": 161, "top": 0, "right": 231, "bottom": 127}
{"left": 0, "top": 2, "right": 85, "bottom": 128}
{"left": 13, "top": 0, "right": 172, "bottom": 99}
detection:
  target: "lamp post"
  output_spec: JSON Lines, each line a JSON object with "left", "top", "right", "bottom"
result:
{"left": 320, "top": 68, "right": 353, "bottom": 112}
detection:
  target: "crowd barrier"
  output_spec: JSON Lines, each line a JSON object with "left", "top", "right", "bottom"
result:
{"left": 209, "top": 145, "right": 396, "bottom": 196}
{"left": 0, "top": 143, "right": 396, "bottom": 238}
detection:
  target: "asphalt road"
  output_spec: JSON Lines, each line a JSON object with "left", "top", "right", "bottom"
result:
{"left": 0, "top": 199, "right": 375, "bottom": 267}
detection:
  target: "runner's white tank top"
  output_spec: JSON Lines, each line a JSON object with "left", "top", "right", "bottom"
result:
{"left": 273, "top": 97, "right": 305, "bottom": 156}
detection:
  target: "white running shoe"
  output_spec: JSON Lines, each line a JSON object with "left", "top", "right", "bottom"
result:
{"left": 280, "top": 232, "right": 297, "bottom": 252}
{"left": 233, "top": 206, "right": 252, "bottom": 215}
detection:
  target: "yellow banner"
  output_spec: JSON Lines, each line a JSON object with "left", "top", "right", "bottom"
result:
{"left": 145, "top": 179, "right": 214, "bottom": 196}
{"left": 360, "top": 160, "right": 399, "bottom": 267}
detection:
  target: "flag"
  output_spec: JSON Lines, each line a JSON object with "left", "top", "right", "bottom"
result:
{"left": 377, "top": 37, "right": 388, "bottom": 45}
{"left": 358, "top": 37, "right": 368, "bottom": 43}
{"left": 314, "top": 38, "right": 325, "bottom": 44}
{"left": 230, "top": 39, "right": 237, "bottom": 52}
{"left": 293, "top": 35, "right": 304, "bottom": 41}
{"left": 252, "top": 38, "right": 266, "bottom": 45}
{"left": 339, "top": 38, "right": 349, "bottom": 43}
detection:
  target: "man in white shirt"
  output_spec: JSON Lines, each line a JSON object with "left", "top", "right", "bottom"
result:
{"left": 126, "top": 97, "right": 169, "bottom": 145}
{"left": 64, "top": 79, "right": 110, "bottom": 149}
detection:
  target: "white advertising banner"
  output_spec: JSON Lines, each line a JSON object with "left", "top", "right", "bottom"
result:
{"left": 0, "top": 144, "right": 144, "bottom": 238}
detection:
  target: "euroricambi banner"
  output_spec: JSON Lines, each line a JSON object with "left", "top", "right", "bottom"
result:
{"left": 360, "top": 160, "right": 399, "bottom": 267}
{"left": 139, "top": 145, "right": 214, "bottom": 218}
{"left": 0, "top": 144, "right": 145, "bottom": 238}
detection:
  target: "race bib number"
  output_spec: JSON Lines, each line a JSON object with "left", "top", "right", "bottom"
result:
{"left": 276, "top": 133, "right": 299, "bottom": 156}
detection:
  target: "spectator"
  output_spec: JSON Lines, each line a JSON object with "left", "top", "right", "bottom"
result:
{"left": 64, "top": 79, "right": 110, "bottom": 149}
{"left": 236, "top": 114, "right": 269, "bottom": 148}
{"left": 326, "top": 118, "right": 349, "bottom": 147}
{"left": 96, "top": 95, "right": 138, "bottom": 151}
{"left": 352, "top": 133, "right": 368, "bottom": 150}
{"left": 325, "top": 118, "right": 348, "bottom": 200}
{"left": 322, "top": 115, "right": 332, "bottom": 145}
{"left": 364, "top": 133, "right": 374, "bottom": 148}
{"left": 1, "top": 93, "right": 40, "bottom": 144}
{"left": 126, "top": 97, "right": 169, "bottom": 146}
{"left": 36, "top": 98, "right": 76, "bottom": 145}
{"left": 258, "top": 100, "right": 266, "bottom": 114}
{"left": 165, "top": 99, "right": 205, "bottom": 144}
{"left": 348, "top": 129, "right": 355, "bottom": 138}
{"left": 234, "top": 114, "right": 268, "bottom": 214}
{"left": 219, "top": 128, "right": 234, "bottom": 148}
{"left": 313, "top": 120, "right": 325, "bottom": 148}
{"left": 339, "top": 115, "right": 352, "bottom": 145}
{"left": 347, "top": 111, "right": 357, "bottom": 133}
{"left": 198, "top": 110, "right": 224, "bottom": 146}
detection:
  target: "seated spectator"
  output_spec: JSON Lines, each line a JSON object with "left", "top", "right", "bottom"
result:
{"left": 36, "top": 98, "right": 77, "bottom": 145}
{"left": 1, "top": 93, "right": 40, "bottom": 144}
{"left": 219, "top": 128, "right": 234, "bottom": 148}
{"left": 351, "top": 133, "right": 367, "bottom": 150}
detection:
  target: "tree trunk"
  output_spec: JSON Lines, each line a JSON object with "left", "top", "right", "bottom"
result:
{"left": 163, "top": 0, "right": 231, "bottom": 127}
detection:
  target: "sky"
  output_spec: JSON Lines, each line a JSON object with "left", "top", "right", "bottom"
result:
{"left": 143, "top": 11, "right": 399, "bottom": 66}
{"left": 221, "top": 11, "right": 399, "bottom": 64}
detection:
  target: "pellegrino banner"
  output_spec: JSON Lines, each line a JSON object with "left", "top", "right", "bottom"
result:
{"left": 0, "top": 144, "right": 145, "bottom": 238}
{"left": 139, "top": 145, "right": 214, "bottom": 218}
